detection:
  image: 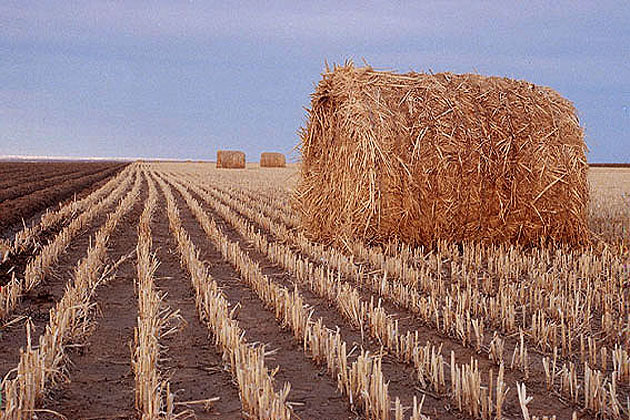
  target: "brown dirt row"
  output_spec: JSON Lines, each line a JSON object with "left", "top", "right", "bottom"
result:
{"left": 0, "top": 222, "right": 71, "bottom": 288}
{"left": 0, "top": 169, "right": 124, "bottom": 415}
{"left": 149, "top": 185, "right": 244, "bottom": 419}
{"left": 176, "top": 181, "right": 460, "bottom": 420}
{"left": 0, "top": 164, "right": 128, "bottom": 247}
{"left": 0, "top": 185, "right": 129, "bottom": 383}
{"left": 189, "top": 180, "right": 584, "bottom": 420}
{"left": 0, "top": 163, "right": 115, "bottom": 203}
{"left": 0, "top": 171, "right": 244, "bottom": 419}
{"left": 18, "top": 173, "right": 241, "bottom": 419}
{"left": 0, "top": 165, "right": 129, "bottom": 288}
{"left": 166, "top": 181, "right": 364, "bottom": 420}
{"left": 1, "top": 164, "right": 610, "bottom": 420}
{"left": 39, "top": 178, "right": 147, "bottom": 419}
{"left": 0, "top": 162, "right": 106, "bottom": 190}
{"left": 589, "top": 163, "right": 630, "bottom": 168}
{"left": 0, "top": 163, "right": 128, "bottom": 236}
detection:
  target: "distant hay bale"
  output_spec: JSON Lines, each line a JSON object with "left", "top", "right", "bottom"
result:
{"left": 260, "top": 152, "right": 286, "bottom": 168}
{"left": 295, "top": 64, "right": 590, "bottom": 247}
{"left": 217, "top": 150, "right": 245, "bottom": 169}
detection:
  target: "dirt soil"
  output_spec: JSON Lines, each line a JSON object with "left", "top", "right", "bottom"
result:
{"left": 168, "top": 184, "right": 364, "bottom": 420}
{"left": 0, "top": 194, "right": 122, "bottom": 380}
{"left": 150, "top": 186, "right": 243, "bottom": 419}
{"left": 187, "top": 180, "right": 586, "bottom": 420}
{"left": 1, "top": 163, "right": 612, "bottom": 420}
{"left": 0, "top": 161, "right": 128, "bottom": 235}
{"left": 38, "top": 181, "right": 147, "bottom": 418}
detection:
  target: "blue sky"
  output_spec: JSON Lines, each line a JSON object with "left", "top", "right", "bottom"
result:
{"left": 1, "top": 1, "right": 628, "bottom": 162}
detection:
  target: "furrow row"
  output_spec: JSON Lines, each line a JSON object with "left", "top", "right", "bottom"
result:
{"left": 0, "top": 169, "right": 142, "bottom": 419}
{"left": 190, "top": 169, "right": 628, "bottom": 418}
{"left": 174, "top": 171, "right": 577, "bottom": 420}
{"left": 158, "top": 171, "right": 429, "bottom": 420}
{"left": 0, "top": 165, "right": 139, "bottom": 320}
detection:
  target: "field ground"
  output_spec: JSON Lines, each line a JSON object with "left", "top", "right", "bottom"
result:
{"left": 0, "top": 161, "right": 128, "bottom": 237}
{"left": 0, "top": 162, "right": 628, "bottom": 420}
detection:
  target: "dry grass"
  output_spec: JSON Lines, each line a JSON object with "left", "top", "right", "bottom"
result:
{"left": 2, "top": 161, "right": 627, "bottom": 420}
{"left": 0, "top": 241, "right": 9, "bottom": 263}
{"left": 151, "top": 162, "right": 629, "bottom": 420}
{"left": 0, "top": 167, "right": 138, "bottom": 320}
{"left": 1, "top": 169, "right": 142, "bottom": 419}
{"left": 10, "top": 165, "right": 135, "bottom": 254}
{"left": 176, "top": 170, "right": 515, "bottom": 419}
{"left": 589, "top": 167, "right": 630, "bottom": 253}
{"left": 155, "top": 173, "right": 295, "bottom": 420}
{"left": 160, "top": 173, "right": 432, "bottom": 420}
{"left": 133, "top": 170, "right": 181, "bottom": 419}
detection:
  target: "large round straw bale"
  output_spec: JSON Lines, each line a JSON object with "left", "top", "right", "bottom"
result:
{"left": 217, "top": 150, "right": 245, "bottom": 169}
{"left": 294, "top": 64, "right": 589, "bottom": 247}
{"left": 260, "top": 152, "right": 286, "bottom": 168}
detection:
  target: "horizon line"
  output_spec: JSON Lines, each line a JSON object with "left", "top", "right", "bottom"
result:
{"left": 0, "top": 154, "right": 627, "bottom": 165}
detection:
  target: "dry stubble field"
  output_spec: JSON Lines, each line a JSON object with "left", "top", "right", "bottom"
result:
{"left": 0, "top": 162, "right": 628, "bottom": 420}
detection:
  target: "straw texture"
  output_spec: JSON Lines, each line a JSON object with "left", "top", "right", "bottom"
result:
{"left": 217, "top": 150, "right": 246, "bottom": 169}
{"left": 260, "top": 152, "right": 287, "bottom": 168}
{"left": 294, "top": 63, "right": 590, "bottom": 247}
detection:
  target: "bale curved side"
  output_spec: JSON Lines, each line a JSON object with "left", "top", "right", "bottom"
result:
{"left": 260, "top": 152, "right": 286, "bottom": 168}
{"left": 294, "top": 64, "right": 589, "bottom": 247}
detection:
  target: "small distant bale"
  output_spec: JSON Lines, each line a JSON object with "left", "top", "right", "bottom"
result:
{"left": 260, "top": 152, "right": 286, "bottom": 168}
{"left": 295, "top": 63, "right": 590, "bottom": 247}
{"left": 217, "top": 150, "right": 245, "bottom": 169}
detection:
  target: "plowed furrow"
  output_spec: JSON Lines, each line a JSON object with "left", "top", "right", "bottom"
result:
{"left": 149, "top": 183, "right": 243, "bottom": 419}
{"left": 160, "top": 175, "right": 362, "bottom": 420}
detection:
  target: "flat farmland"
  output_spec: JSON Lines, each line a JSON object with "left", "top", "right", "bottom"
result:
{"left": 0, "top": 162, "right": 628, "bottom": 420}
{"left": 0, "top": 161, "right": 128, "bottom": 235}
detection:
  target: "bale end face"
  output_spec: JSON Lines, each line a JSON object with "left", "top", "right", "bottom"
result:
{"left": 217, "top": 150, "right": 246, "bottom": 169}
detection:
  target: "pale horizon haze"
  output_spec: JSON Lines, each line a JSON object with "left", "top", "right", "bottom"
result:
{"left": 1, "top": 1, "right": 628, "bottom": 162}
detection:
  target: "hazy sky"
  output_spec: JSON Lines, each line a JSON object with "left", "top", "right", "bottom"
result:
{"left": 1, "top": 1, "right": 628, "bottom": 162}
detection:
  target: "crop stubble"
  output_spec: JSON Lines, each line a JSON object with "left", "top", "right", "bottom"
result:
{"left": 0, "top": 162, "right": 628, "bottom": 420}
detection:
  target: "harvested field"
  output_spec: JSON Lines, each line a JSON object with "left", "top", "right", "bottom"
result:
{"left": 0, "top": 161, "right": 128, "bottom": 235}
{"left": 1, "top": 161, "right": 628, "bottom": 420}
